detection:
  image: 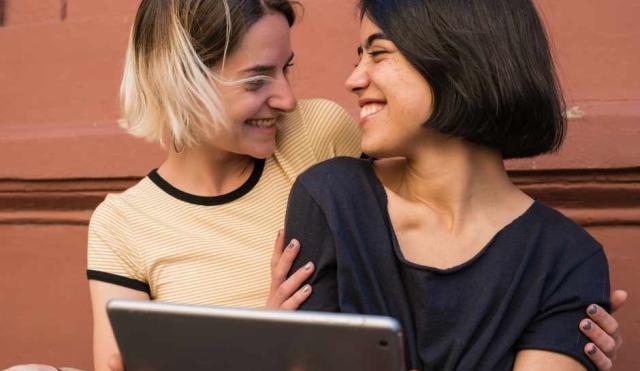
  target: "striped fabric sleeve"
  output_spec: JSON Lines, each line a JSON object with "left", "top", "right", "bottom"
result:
{"left": 86, "top": 195, "right": 150, "bottom": 294}
{"left": 299, "top": 99, "right": 362, "bottom": 162}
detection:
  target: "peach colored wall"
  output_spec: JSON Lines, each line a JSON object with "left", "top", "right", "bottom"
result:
{"left": 0, "top": 0, "right": 638, "bottom": 369}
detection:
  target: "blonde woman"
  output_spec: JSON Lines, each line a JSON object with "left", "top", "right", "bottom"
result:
{"left": 8, "top": 0, "right": 625, "bottom": 370}
{"left": 83, "top": 0, "right": 366, "bottom": 370}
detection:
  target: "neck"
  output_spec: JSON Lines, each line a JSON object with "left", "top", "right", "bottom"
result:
{"left": 381, "top": 132, "right": 524, "bottom": 228}
{"left": 157, "top": 144, "right": 255, "bottom": 197}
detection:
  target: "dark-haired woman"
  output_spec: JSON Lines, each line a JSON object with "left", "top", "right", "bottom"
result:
{"left": 285, "top": 0, "right": 622, "bottom": 370}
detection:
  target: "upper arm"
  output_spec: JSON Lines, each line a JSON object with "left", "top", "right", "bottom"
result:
{"left": 516, "top": 249, "right": 610, "bottom": 371}
{"left": 87, "top": 200, "right": 151, "bottom": 371}
{"left": 87, "top": 199, "right": 149, "bottom": 291}
{"left": 89, "top": 280, "right": 149, "bottom": 371}
{"left": 284, "top": 180, "right": 340, "bottom": 312}
{"left": 514, "top": 349, "right": 586, "bottom": 371}
{"left": 301, "top": 99, "right": 361, "bottom": 161}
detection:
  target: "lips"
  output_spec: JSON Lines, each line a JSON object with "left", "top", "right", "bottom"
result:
{"left": 245, "top": 118, "right": 277, "bottom": 129}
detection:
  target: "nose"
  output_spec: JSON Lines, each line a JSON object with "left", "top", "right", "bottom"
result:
{"left": 268, "top": 75, "right": 297, "bottom": 113}
{"left": 345, "top": 61, "right": 369, "bottom": 95}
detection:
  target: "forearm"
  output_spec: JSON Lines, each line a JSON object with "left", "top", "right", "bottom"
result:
{"left": 90, "top": 280, "right": 149, "bottom": 371}
{"left": 513, "top": 350, "right": 587, "bottom": 371}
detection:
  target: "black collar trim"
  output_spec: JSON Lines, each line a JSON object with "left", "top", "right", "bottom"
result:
{"left": 147, "top": 158, "right": 265, "bottom": 206}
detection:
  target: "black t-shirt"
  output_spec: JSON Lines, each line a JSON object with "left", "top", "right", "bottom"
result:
{"left": 285, "top": 157, "right": 610, "bottom": 371}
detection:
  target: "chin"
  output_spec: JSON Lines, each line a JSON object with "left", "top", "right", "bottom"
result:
{"left": 361, "top": 133, "right": 410, "bottom": 160}
{"left": 361, "top": 139, "right": 387, "bottom": 159}
{"left": 247, "top": 145, "right": 277, "bottom": 159}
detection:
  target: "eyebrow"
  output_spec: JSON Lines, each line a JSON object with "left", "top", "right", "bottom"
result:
{"left": 357, "top": 32, "right": 389, "bottom": 55}
{"left": 240, "top": 53, "right": 295, "bottom": 75}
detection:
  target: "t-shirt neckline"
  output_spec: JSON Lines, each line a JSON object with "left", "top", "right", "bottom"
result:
{"left": 363, "top": 158, "right": 538, "bottom": 274}
{"left": 147, "top": 158, "right": 266, "bottom": 206}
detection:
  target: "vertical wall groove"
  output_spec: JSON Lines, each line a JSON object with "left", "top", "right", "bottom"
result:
{"left": 0, "top": 0, "right": 6, "bottom": 27}
{"left": 60, "top": 0, "right": 67, "bottom": 21}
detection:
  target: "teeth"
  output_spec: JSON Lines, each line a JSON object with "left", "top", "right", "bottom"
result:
{"left": 360, "top": 103, "right": 385, "bottom": 119}
{"left": 246, "top": 118, "right": 277, "bottom": 128}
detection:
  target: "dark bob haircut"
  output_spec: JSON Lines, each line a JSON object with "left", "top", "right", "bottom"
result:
{"left": 359, "top": 0, "right": 566, "bottom": 159}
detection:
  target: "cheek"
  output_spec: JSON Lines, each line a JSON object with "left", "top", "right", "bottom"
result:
{"left": 396, "top": 77, "right": 432, "bottom": 124}
{"left": 378, "top": 64, "right": 430, "bottom": 115}
{"left": 226, "top": 95, "right": 265, "bottom": 124}
{"left": 217, "top": 84, "right": 266, "bottom": 121}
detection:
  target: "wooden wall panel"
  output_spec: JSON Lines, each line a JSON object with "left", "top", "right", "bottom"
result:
{"left": 1, "top": 170, "right": 638, "bottom": 227}
{"left": 0, "top": 225, "right": 92, "bottom": 369}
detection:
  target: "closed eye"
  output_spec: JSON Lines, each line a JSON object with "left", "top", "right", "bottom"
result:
{"left": 368, "top": 50, "right": 389, "bottom": 59}
{"left": 243, "top": 78, "right": 269, "bottom": 92}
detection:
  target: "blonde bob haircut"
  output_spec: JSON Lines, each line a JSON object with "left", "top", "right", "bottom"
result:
{"left": 120, "top": 0, "right": 297, "bottom": 149}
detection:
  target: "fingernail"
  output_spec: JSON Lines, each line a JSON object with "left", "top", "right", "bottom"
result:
{"left": 287, "top": 240, "right": 297, "bottom": 250}
{"left": 304, "top": 262, "right": 313, "bottom": 271}
{"left": 582, "top": 320, "right": 592, "bottom": 331}
{"left": 276, "top": 230, "right": 282, "bottom": 238}
{"left": 588, "top": 345, "right": 598, "bottom": 355}
{"left": 301, "top": 284, "right": 311, "bottom": 293}
{"left": 588, "top": 305, "right": 598, "bottom": 316}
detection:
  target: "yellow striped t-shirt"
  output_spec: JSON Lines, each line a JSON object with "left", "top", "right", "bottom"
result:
{"left": 87, "top": 99, "right": 361, "bottom": 308}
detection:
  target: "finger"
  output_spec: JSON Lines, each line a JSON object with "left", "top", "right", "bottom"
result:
{"left": 586, "top": 304, "right": 621, "bottom": 345}
{"left": 273, "top": 261, "right": 314, "bottom": 305}
{"left": 580, "top": 319, "right": 616, "bottom": 357}
{"left": 584, "top": 343, "right": 613, "bottom": 371}
{"left": 107, "top": 353, "right": 125, "bottom": 371}
{"left": 272, "top": 239, "right": 301, "bottom": 286}
{"left": 270, "top": 229, "right": 286, "bottom": 270}
{"left": 610, "top": 289, "right": 628, "bottom": 313}
{"left": 280, "top": 284, "right": 313, "bottom": 310}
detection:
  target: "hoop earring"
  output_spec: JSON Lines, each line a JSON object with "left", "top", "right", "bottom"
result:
{"left": 172, "top": 137, "right": 184, "bottom": 154}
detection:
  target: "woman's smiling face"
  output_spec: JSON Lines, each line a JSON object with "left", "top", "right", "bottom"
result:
{"left": 211, "top": 12, "right": 297, "bottom": 159}
{"left": 345, "top": 16, "right": 433, "bottom": 159}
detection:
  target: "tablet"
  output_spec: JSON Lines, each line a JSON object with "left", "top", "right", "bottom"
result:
{"left": 107, "top": 299, "right": 406, "bottom": 371}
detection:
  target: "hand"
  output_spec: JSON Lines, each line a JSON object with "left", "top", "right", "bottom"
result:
{"left": 265, "top": 230, "right": 315, "bottom": 310}
{"left": 580, "top": 289, "right": 628, "bottom": 370}
{"left": 107, "top": 353, "right": 124, "bottom": 371}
